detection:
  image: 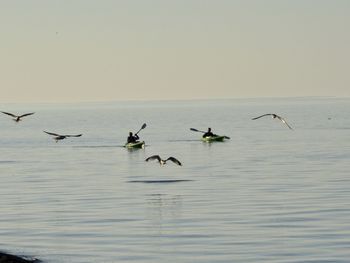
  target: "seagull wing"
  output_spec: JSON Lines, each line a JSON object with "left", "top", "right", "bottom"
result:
{"left": 65, "top": 134, "right": 83, "bottom": 137}
{"left": 166, "top": 157, "right": 182, "bottom": 166}
{"left": 19, "top": 112, "right": 35, "bottom": 118}
{"left": 275, "top": 116, "right": 293, "bottom": 130}
{"left": 145, "top": 155, "right": 161, "bottom": 162}
{"left": 251, "top": 114, "right": 273, "bottom": 120}
{"left": 44, "top": 131, "right": 61, "bottom": 136}
{"left": 1, "top": 111, "right": 17, "bottom": 118}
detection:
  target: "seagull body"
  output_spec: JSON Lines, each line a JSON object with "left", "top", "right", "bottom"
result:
{"left": 1, "top": 111, "right": 35, "bottom": 122}
{"left": 252, "top": 113, "right": 293, "bottom": 130}
{"left": 145, "top": 155, "right": 182, "bottom": 166}
{"left": 44, "top": 131, "right": 82, "bottom": 142}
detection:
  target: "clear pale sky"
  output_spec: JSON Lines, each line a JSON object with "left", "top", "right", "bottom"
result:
{"left": 1, "top": 0, "right": 349, "bottom": 103}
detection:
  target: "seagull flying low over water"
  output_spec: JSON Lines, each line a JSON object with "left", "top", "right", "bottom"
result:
{"left": 252, "top": 113, "right": 293, "bottom": 130}
{"left": 1, "top": 111, "right": 35, "bottom": 122}
{"left": 145, "top": 155, "right": 182, "bottom": 166}
{"left": 44, "top": 131, "right": 82, "bottom": 142}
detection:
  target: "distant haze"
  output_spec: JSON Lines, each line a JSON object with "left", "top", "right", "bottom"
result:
{"left": 1, "top": 0, "right": 349, "bottom": 103}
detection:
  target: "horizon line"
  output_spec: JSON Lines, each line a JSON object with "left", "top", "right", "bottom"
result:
{"left": 0, "top": 95, "right": 348, "bottom": 105}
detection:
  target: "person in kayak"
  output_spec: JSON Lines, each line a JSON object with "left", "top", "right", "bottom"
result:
{"left": 202, "top": 128, "right": 216, "bottom": 138}
{"left": 127, "top": 132, "right": 140, "bottom": 143}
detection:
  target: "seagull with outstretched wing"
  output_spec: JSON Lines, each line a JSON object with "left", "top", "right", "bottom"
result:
{"left": 44, "top": 131, "right": 82, "bottom": 142}
{"left": 145, "top": 155, "right": 182, "bottom": 166}
{"left": 1, "top": 111, "right": 35, "bottom": 122}
{"left": 252, "top": 113, "right": 293, "bottom": 130}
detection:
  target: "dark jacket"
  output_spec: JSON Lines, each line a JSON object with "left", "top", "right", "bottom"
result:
{"left": 202, "top": 131, "right": 214, "bottom": 138}
{"left": 127, "top": 134, "right": 139, "bottom": 143}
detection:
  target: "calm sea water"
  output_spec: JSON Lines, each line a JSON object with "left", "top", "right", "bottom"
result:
{"left": 0, "top": 98, "right": 349, "bottom": 263}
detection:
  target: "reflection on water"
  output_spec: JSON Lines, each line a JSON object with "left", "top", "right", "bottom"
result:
{"left": 146, "top": 194, "right": 183, "bottom": 235}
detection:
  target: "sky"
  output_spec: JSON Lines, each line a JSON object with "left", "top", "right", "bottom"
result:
{"left": 1, "top": 0, "right": 349, "bottom": 103}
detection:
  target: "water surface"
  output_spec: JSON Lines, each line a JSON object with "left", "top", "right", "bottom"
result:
{"left": 1, "top": 98, "right": 350, "bottom": 262}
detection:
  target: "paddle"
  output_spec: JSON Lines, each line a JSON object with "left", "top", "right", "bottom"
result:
{"left": 190, "top": 128, "right": 206, "bottom": 133}
{"left": 190, "top": 127, "right": 230, "bottom": 139}
{"left": 135, "top": 123, "right": 147, "bottom": 135}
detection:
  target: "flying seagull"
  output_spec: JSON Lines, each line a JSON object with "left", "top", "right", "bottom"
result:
{"left": 1, "top": 111, "right": 35, "bottom": 122}
{"left": 252, "top": 113, "right": 293, "bottom": 130}
{"left": 44, "top": 131, "right": 82, "bottom": 142}
{"left": 145, "top": 155, "right": 182, "bottom": 166}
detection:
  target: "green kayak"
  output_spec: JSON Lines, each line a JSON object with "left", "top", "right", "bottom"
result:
{"left": 124, "top": 141, "right": 145, "bottom": 149}
{"left": 201, "top": 136, "right": 226, "bottom": 142}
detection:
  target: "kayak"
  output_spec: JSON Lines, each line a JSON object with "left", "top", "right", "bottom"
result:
{"left": 201, "top": 135, "right": 226, "bottom": 142}
{"left": 124, "top": 141, "right": 145, "bottom": 149}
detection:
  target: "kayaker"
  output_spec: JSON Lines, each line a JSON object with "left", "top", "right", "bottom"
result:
{"left": 127, "top": 132, "right": 140, "bottom": 143}
{"left": 202, "top": 128, "right": 216, "bottom": 138}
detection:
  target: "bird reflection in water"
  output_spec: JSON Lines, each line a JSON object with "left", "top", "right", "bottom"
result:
{"left": 145, "top": 194, "right": 183, "bottom": 235}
